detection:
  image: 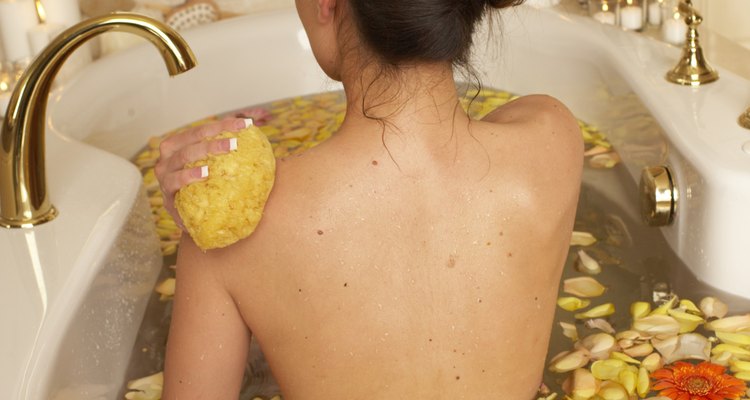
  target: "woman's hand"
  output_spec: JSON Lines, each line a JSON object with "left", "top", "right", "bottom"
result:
{"left": 154, "top": 117, "right": 251, "bottom": 228}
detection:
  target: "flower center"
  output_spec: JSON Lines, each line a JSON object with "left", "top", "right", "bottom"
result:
{"left": 683, "top": 375, "right": 712, "bottom": 395}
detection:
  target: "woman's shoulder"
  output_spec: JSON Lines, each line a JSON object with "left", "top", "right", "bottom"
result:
{"left": 482, "top": 94, "right": 583, "bottom": 170}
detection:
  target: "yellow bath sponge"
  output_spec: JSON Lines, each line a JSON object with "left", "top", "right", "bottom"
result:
{"left": 175, "top": 126, "right": 276, "bottom": 250}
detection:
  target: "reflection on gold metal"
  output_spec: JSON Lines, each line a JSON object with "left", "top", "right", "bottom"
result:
{"left": 666, "top": 0, "right": 719, "bottom": 86}
{"left": 0, "top": 13, "right": 197, "bottom": 228}
{"left": 34, "top": 0, "right": 47, "bottom": 24}
{"left": 640, "top": 166, "right": 678, "bottom": 227}
{"left": 740, "top": 108, "right": 750, "bottom": 130}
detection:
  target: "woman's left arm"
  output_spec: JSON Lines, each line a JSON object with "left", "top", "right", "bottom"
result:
{"left": 162, "top": 236, "right": 251, "bottom": 400}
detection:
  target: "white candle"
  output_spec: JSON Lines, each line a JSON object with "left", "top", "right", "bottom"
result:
{"left": 593, "top": 11, "right": 616, "bottom": 25}
{"left": 27, "top": 22, "right": 62, "bottom": 56}
{"left": 39, "top": 0, "right": 81, "bottom": 28}
{"left": 620, "top": 6, "right": 644, "bottom": 30}
{"left": 648, "top": 2, "right": 662, "bottom": 25}
{"left": 662, "top": 18, "right": 687, "bottom": 44}
{"left": 0, "top": 0, "right": 39, "bottom": 61}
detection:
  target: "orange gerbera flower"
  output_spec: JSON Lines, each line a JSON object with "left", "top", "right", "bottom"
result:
{"left": 651, "top": 361, "right": 748, "bottom": 400}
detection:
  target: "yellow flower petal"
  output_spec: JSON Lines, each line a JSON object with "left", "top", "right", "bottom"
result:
{"left": 650, "top": 296, "right": 678, "bottom": 316}
{"left": 641, "top": 352, "right": 664, "bottom": 372}
{"left": 564, "top": 277, "right": 607, "bottom": 298}
{"left": 549, "top": 349, "right": 591, "bottom": 373}
{"left": 575, "top": 303, "right": 615, "bottom": 320}
{"left": 575, "top": 249, "right": 601, "bottom": 275}
{"left": 558, "top": 297, "right": 591, "bottom": 312}
{"left": 623, "top": 342, "right": 654, "bottom": 358}
{"left": 712, "top": 344, "right": 750, "bottom": 360}
{"left": 632, "top": 315, "right": 680, "bottom": 338}
{"left": 578, "top": 333, "right": 617, "bottom": 360}
{"left": 569, "top": 368, "right": 598, "bottom": 400}
{"left": 597, "top": 380, "right": 628, "bottom": 400}
{"left": 637, "top": 366, "right": 650, "bottom": 397}
{"left": 560, "top": 321, "right": 579, "bottom": 342}
{"left": 155, "top": 278, "right": 176, "bottom": 301}
{"left": 570, "top": 231, "right": 597, "bottom": 247}
{"left": 590, "top": 359, "right": 627, "bottom": 381}
{"left": 618, "top": 367, "right": 638, "bottom": 395}
{"left": 716, "top": 330, "right": 750, "bottom": 347}
{"left": 611, "top": 351, "right": 641, "bottom": 365}
{"left": 699, "top": 296, "right": 729, "bottom": 319}
{"left": 667, "top": 308, "right": 705, "bottom": 333}
{"left": 630, "top": 301, "right": 651, "bottom": 320}
{"left": 678, "top": 299, "right": 702, "bottom": 314}
{"left": 730, "top": 359, "right": 750, "bottom": 374}
{"left": 705, "top": 314, "right": 750, "bottom": 333}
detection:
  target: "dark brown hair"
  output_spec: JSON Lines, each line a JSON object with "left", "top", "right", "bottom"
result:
{"left": 347, "top": 0, "right": 525, "bottom": 67}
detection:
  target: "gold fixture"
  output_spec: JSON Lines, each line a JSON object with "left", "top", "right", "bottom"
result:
{"left": 666, "top": 0, "right": 719, "bottom": 86}
{"left": 640, "top": 166, "right": 678, "bottom": 227}
{"left": 740, "top": 107, "right": 750, "bottom": 130}
{"left": 0, "top": 13, "right": 197, "bottom": 228}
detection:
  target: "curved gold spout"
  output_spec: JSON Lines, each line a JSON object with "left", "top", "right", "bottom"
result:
{"left": 0, "top": 13, "right": 197, "bottom": 228}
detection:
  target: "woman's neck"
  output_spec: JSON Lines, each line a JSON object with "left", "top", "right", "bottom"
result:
{"left": 339, "top": 62, "right": 470, "bottom": 140}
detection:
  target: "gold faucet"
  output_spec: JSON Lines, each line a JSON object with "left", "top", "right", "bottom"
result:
{"left": 0, "top": 13, "right": 197, "bottom": 228}
{"left": 666, "top": 0, "right": 719, "bottom": 86}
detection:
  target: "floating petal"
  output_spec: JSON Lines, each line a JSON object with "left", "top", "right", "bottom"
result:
{"left": 630, "top": 301, "right": 651, "bottom": 320}
{"left": 623, "top": 342, "right": 654, "bottom": 358}
{"left": 589, "top": 153, "right": 620, "bottom": 169}
{"left": 570, "top": 231, "right": 597, "bottom": 247}
{"left": 716, "top": 330, "right": 750, "bottom": 347}
{"left": 663, "top": 333, "right": 711, "bottom": 364}
{"left": 611, "top": 351, "right": 640, "bottom": 365}
{"left": 712, "top": 344, "right": 750, "bottom": 360}
{"left": 730, "top": 359, "right": 750, "bottom": 374}
{"left": 591, "top": 359, "right": 627, "bottom": 381}
{"left": 155, "top": 278, "right": 176, "bottom": 301}
{"left": 678, "top": 299, "right": 702, "bottom": 314}
{"left": 637, "top": 366, "right": 650, "bottom": 397}
{"left": 705, "top": 314, "right": 750, "bottom": 333}
{"left": 642, "top": 353, "right": 664, "bottom": 372}
{"left": 700, "top": 296, "right": 729, "bottom": 319}
{"left": 650, "top": 295, "right": 678, "bottom": 316}
{"left": 560, "top": 321, "right": 579, "bottom": 342}
{"left": 558, "top": 297, "right": 591, "bottom": 312}
{"left": 597, "top": 380, "right": 628, "bottom": 400}
{"left": 577, "top": 333, "right": 618, "bottom": 360}
{"left": 564, "top": 277, "right": 607, "bottom": 298}
{"left": 633, "top": 315, "right": 680, "bottom": 338}
{"left": 585, "top": 318, "right": 616, "bottom": 334}
{"left": 549, "top": 349, "right": 591, "bottom": 373}
{"left": 575, "top": 250, "right": 601, "bottom": 275}
{"left": 568, "top": 368, "right": 599, "bottom": 400}
{"left": 575, "top": 303, "right": 615, "bottom": 320}
{"left": 618, "top": 366, "right": 638, "bottom": 395}
{"left": 667, "top": 308, "right": 705, "bottom": 333}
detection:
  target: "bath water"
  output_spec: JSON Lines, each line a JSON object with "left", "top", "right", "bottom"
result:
{"left": 124, "top": 89, "right": 750, "bottom": 399}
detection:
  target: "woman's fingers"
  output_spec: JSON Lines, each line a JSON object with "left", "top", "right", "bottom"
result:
{"left": 163, "top": 137, "right": 236, "bottom": 175}
{"left": 154, "top": 117, "right": 250, "bottom": 230}
{"left": 159, "top": 118, "right": 246, "bottom": 161}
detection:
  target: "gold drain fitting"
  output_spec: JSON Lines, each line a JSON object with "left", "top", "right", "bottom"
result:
{"left": 640, "top": 166, "right": 678, "bottom": 227}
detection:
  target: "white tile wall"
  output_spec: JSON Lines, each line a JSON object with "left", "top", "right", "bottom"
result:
{"left": 693, "top": 0, "right": 750, "bottom": 50}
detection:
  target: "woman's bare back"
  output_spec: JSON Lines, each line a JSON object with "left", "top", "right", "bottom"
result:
{"left": 166, "top": 94, "right": 583, "bottom": 399}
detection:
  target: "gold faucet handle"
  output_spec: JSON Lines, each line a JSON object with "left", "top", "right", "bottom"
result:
{"left": 677, "top": 1, "right": 702, "bottom": 26}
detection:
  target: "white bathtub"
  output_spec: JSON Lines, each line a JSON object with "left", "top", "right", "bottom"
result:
{"left": 3, "top": 3, "right": 750, "bottom": 399}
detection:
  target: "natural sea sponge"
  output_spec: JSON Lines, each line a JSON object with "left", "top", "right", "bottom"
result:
{"left": 175, "top": 126, "right": 275, "bottom": 250}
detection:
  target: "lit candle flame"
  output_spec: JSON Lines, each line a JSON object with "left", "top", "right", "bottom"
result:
{"left": 34, "top": 0, "right": 47, "bottom": 24}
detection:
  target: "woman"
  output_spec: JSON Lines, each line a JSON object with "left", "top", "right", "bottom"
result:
{"left": 157, "top": 0, "right": 583, "bottom": 398}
